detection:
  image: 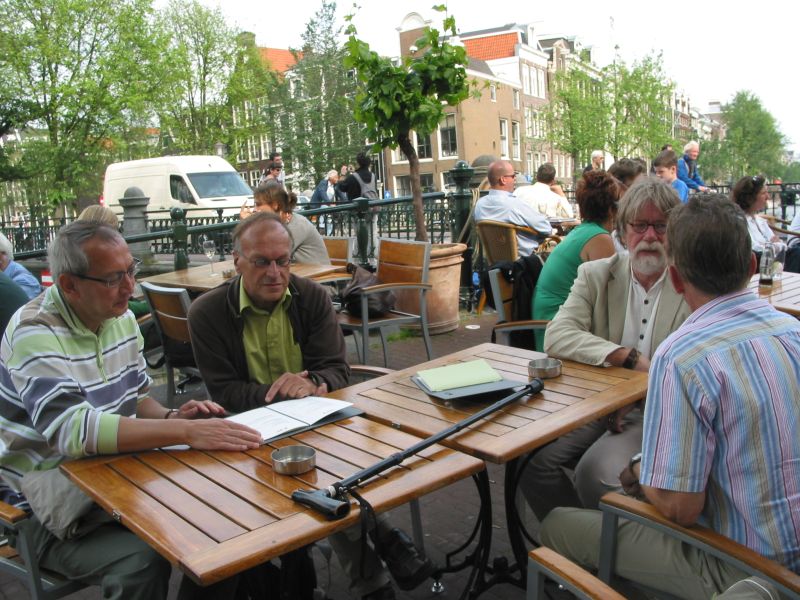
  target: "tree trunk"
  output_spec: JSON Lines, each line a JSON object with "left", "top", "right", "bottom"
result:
{"left": 397, "top": 131, "right": 428, "bottom": 242}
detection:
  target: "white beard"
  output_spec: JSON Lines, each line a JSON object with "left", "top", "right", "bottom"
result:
{"left": 631, "top": 244, "right": 667, "bottom": 276}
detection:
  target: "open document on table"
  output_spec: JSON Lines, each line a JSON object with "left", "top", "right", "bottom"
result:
{"left": 226, "top": 397, "right": 363, "bottom": 443}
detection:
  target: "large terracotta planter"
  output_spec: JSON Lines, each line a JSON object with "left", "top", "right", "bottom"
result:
{"left": 395, "top": 242, "right": 467, "bottom": 335}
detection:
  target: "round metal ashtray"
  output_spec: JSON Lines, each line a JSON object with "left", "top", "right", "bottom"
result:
{"left": 271, "top": 446, "right": 316, "bottom": 475}
{"left": 222, "top": 268, "right": 236, "bottom": 279}
{"left": 528, "top": 358, "right": 562, "bottom": 379}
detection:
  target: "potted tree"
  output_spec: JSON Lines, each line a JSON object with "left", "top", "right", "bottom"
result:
{"left": 344, "top": 9, "right": 472, "bottom": 332}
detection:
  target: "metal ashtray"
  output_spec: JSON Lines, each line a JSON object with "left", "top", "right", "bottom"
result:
{"left": 222, "top": 268, "right": 235, "bottom": 279}
{"left": 271, "top": 446, "right": 316, "bottom": 475}
{"left": 528, "top": 358, "right": 562, "bottom": 379}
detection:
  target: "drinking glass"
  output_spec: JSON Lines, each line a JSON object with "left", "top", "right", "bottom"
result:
{"left": 773, "top": 243, "right": 786, "bottom": 280}
{"left": 201, "top": 235, "right": 217, "bottom": 275}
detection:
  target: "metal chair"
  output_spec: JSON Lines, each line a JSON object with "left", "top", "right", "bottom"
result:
{"left": 487, "top": 267, "right": 548, "bottom": 347}
{"left": 527, "top": 547, "right": 624, "bottom": 600}
{"left": 140, "top": 282, "right": 200, "bottom": 407}
{"left": 0, "top": 500, "right": 86, "bottom": 599}
{"left": 338, "top": 239, "right": 433, "bottom": 367}
{"left": 598, "top": 493, "right": 800, "bottom": 599}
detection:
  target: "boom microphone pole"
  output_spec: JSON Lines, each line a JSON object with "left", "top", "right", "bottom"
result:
{"left": 292, "top": 379, "right": 544, "bottom": 519}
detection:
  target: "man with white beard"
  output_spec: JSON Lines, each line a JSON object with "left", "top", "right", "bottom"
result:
{"left": 519, "top": 178, "right": 691, "bottom": 521}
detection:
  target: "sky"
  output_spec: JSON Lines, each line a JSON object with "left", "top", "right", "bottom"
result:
{"left": 186, "top": 0, "right": 800, "bottom": 154}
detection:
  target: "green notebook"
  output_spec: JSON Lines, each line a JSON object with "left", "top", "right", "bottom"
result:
{"left": 416, "top": 359, "right": 503, "bottom": 392}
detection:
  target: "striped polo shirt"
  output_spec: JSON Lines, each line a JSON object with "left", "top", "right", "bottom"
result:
{"left": 641, "top": 289, "right": 800, "bottom": 572}
{"left": 0, "top": 285, "right": 148, "bottom": 504}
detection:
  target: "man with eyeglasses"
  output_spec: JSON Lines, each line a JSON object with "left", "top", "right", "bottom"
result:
{"left": 0, "top": 221, "right": 262, "bottom": 599}
{"left": 519, "top": 178, "right": 691, "bottom": 523}
{"left": 474, "top": 160, "right": 552, "bottom": 257}
{"left": 188, "top": 212, "right": 433, "bottom": 600}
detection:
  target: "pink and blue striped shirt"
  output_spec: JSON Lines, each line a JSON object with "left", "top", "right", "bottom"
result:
{"left": 641, "top": 289, "right": 800, "bottom": 572}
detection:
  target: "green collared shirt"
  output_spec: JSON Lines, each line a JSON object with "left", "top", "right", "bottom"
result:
{"left": 239, "top": 278, "right": 303, "bottom": 385}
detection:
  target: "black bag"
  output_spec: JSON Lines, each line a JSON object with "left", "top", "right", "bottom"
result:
{"left": 341, "top": 264, "right": 396, "bottom": 317}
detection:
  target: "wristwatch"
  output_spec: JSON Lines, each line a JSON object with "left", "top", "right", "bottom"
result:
{"left": 622, "top": 348, "right": 640, "bottom": 370}
{"left": 629, "top": 452, "right": 642, "bottom": 470}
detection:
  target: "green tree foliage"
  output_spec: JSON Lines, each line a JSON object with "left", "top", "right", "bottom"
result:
{"left": 782, "top": 162, "right": 800, "bottom": 183}
{"left": 604, "top": 54, "right": 674, "bottom": 162}
{"left": 157, "top": 0, "right": 236, "bottom": 155}
{"left": 544, "top": 67, "right": 607, "bottom": 179}
{"left": 344, "top": 7, "right": 471, "bottom": 241}
{"left": 282, "top": 1, "right": 363, "bottom": 188}
{"left": 721, "top": 91, "right": 785, "bottom": 179}
{"left": 0, "top": 0, "right": 169, "bottom": 209}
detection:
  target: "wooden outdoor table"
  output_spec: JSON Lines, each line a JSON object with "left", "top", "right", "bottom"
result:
{"left": 61, "top": 417, "right": 483, "bottom": 586}
{"left": 140, "top": 261, "right": 345, "bottom": 293}
{"left": 330, "top": 342, "right": 648, "bottom": 594}
{"left": 748, "top": 271, "right": 800, "bottom": 317}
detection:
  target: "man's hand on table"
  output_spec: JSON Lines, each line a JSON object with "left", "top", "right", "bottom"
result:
{"left": 606, "top": 403, "right": 637, "bottom": 433}
{"left": 264, "top": 370, "right": 327, "bottom": 403}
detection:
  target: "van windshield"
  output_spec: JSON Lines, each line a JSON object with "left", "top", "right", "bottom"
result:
{"left": 187, "top": 172, "right": 253, "bottom": 199}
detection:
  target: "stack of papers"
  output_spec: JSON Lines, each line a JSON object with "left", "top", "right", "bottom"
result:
{"left": 416, "top": 359, "right": 503, "bottom": 391}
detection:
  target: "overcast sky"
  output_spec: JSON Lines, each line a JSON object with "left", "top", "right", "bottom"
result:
{"left": 186, "top": 0, "right": 800, "bottom": 155}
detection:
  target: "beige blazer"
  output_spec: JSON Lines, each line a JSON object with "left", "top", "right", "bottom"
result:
{"left": 544, "top": 253, "right": 690, "bottom": 366}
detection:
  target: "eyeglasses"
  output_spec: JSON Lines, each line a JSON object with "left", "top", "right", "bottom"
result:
{"left": 73, "top": 258, "right": 141, "bottom": 288}
{"left": 628, "top": 222, "right": 667, "bottom": 235}
{"left": 271, "top": 166, "right": 282, "bottom": 171}
{"left": 237, "top": 252, "right": 291, "bottom": 269}
{"left": 502, "top": 172, "right": 519, "bottom": 179}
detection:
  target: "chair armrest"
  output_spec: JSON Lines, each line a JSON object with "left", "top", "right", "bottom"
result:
{"left": 763, "top": 214, "right": 792, "bottom": 227}
{"left": 314, "top": 274, "right": 353, "bottom": 284}
{"left": 598, "top": 493, "right": 800, "bottom": 596}
{"left": 0, "top": 500, "right": 28, "bottom": 526}
{"left": 528, "top": 547, "right": 625, "bottom": 600}
{"left": 350, "top": 365, "right": 395, "bottom": 378}
{"left": 362, "top": 282, "right": 433, "bottom": 294}
{"left": 769, "top": 225, "right": 800, "bottom": 238}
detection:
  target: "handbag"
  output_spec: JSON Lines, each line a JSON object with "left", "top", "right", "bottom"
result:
{"left": 341, "top": 264, "right": 396, "bottom": 317}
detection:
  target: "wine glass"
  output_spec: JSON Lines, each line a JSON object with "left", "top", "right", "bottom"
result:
{"left": 201, "top": 235, "right": 217, "bottom": 275}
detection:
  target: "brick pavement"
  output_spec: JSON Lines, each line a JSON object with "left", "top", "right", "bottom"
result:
{"left": 0, "top": 310, "right": 538, "bottom": 600}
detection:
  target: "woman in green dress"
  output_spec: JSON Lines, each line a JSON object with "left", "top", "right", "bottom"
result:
{"left": 533, "top": 170, "right": 620, "bottom": 350}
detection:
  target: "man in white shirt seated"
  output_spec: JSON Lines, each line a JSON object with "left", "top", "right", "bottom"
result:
{"left": 473, "top": 160, "right": 552, "bottom": 256}
{"left": 515, "top": 163, "right": 574, "bottom": 219}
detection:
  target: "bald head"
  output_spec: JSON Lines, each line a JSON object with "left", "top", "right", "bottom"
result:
{"left": 488, "top": 160, "right": 515, "bottom": 191}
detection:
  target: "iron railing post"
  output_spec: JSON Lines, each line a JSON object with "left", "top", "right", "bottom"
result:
{"left": 171, "top": 208, "right": 189, "bottom": 271}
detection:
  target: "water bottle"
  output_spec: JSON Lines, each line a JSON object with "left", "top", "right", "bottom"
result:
{"left": 759, "top": 242, "right": 775, "bottom": 286}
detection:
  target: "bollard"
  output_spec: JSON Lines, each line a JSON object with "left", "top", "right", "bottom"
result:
{"left": 171, "top": 207, "right": 188, "bottom": 270}
{"left": 119, "top": 187, "right": 152, "bottom": 261}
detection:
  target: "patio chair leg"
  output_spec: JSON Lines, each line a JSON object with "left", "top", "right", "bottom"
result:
{"left": 361, "top": 323, "right": 370, "bottom": 366}
{"left": 166, "top": 365, "right": 176, "bottom": 409}
{"left": 379, "top": 330, "right": 389, "bottom": 368}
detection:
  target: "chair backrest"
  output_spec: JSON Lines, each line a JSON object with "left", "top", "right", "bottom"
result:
{"left": 477, "top": 220, "right": 532, "bottom": 264}
{"left": 322, "top": 236, "right": 355, "bottom": 267}
{"left": 140, "top": 282, "right": 193, "bottom": 344}
{"left": 375, "top": 238, "right": 431, "bottom": 284}
{"left": 488, "top": 268, "right": 513, "bottom": 322}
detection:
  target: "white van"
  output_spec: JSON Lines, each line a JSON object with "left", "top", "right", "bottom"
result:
{"left": 102, "top": 155, "right": 253, "bottom": 218}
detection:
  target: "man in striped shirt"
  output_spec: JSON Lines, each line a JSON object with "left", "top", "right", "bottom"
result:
{"left": 0, "top": 221, "right": 261, "bottom": 599}
{"left": 541, "top": 195, "right": 800, "bottom": 596}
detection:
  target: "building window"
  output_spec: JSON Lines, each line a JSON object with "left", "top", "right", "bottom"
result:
{"left": 244, "top": 100, "right": 254, "bottom": 124}
{"left": 417, "top": 134, "right": 432, "bottom": 159}
{"left": 260, "top": 135, "right": 271, "bottom": 159}
{"left": 249, "top": 169, "right": 260, "bottom": 187}
{"left": 523, "top": 65, "right": 531, "bottom": 95}
{"left": 395, "top": 175, "right": 411, "bottom": 197}
{"left": 439, "top": 114, "right": 458, "bottom": 157}
{"left": 420, "top": 173, "right": 434, "bottom": 192}
{"left": 490, "top": 84, "right": 497, "bottom": 102}
{"left": 526, "top": 152, "right": 534, "bottom": 177}
{"left": 511, "top": 121, "right": 520, "bottom": 160}
{"left": 248, "top": 136, "right": 259, "bottom": 162}
{"left": 513, "top": 89, "right": 520, "bottom": 110}
{"left": 537, "top": 69, "right": 546, "bottom": 99}
{"left": 499, "top": 119, "right": 509, "bottom": 158}
{"left": 525, "top": 106, "right": 533, "bottom": 137}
